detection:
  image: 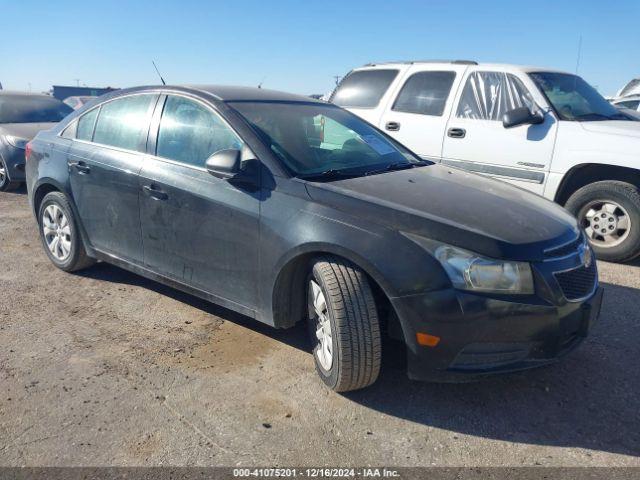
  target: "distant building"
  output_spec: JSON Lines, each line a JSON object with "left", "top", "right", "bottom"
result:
{"left": 52, "top": 85, "right": 118, "bottom": 101}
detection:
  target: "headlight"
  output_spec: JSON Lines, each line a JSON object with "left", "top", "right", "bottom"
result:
{"left": 404, "top": 234, "right": 534, "bottom": 294}
{"left": 5, "top": 135, "right": 29, "bottom": 150}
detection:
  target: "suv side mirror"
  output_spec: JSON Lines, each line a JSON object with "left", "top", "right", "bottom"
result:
{"left": 502, "top": 107, "right": 544, "bottom": 128}
{"left": 205, "top": 149, "right": 242, "bottom": 179}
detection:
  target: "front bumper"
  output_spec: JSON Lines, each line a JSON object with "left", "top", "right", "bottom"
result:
{"left": 1, "top": 146, "right": 26, "bottom": 182}
{"left": 391, "top": 286, "right": 603, "bottom": 382}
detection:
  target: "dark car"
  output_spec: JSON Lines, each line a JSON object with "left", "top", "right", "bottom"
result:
{"left": 0, "top": 92, "right": 73, "bottom": 191}
{"left": 25, "top": 85, "right": 603, "bottom": 391}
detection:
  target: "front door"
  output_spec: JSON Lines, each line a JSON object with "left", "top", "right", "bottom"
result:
{"left": 139, "top": 94, "right": 260, "bottom": 312}
{"left": 67, "top": 94, "right": 158, "bottom": 262}
{"left": 442, "top": 70, "right": 557, "bottom": 194}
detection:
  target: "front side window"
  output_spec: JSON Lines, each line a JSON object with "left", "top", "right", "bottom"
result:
{"left": 392, "top": 71, "right": 456, "bottom": 116}
{"left": 93, "top": 95, "right": 156, "bottom": 151}
{"left": 0, "top": 95, "right": 73, "bottom": 124}
{"left": 529, "top": 72, "right": 627, "bottom": 121}
{"left": 457, "top": 72, "right": 535, "bottom": 120}
{"left": 76, "top": 107, "right": 99, "bottom": 141}
{"left": 230, "top": 101, "right": 424, "bottom": 177}
{"left": 156, "top": 96, "right": 243, "bottom": 167}
{"left": 331, "top": 69, "right": 398, "bottom": 108}
{"left": 617, "top": 100, "right": 640, "bottom": 110}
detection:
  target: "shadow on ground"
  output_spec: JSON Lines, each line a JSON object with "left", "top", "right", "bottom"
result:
{"left": 79, "top": 262, "right": 640, "bottom": 457}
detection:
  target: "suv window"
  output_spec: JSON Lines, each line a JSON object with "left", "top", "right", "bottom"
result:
{"left": 76, "top": 107, "right": 99, "bottom": 141}
{"left": 93, "top": 95, "right": 156, "bottom": 151}
{"left": 156, "top": 95, "right": 243, "bottom": 167}
{"left": 617, "top": 100, "right": 640, "bottom": 110}
{"left": 392, "top": 71, "right": 456, "bottom": 116}
{"left": 331, "top": 69, "right": 398, "bottom": 108}
{"left": 456, "top": 72, "right": 535, "bottom": 120}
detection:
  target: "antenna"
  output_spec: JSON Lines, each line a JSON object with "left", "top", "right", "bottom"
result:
{"left": 575, "top": 35, "right": 582, "bottom": 74}
{"left": 152, "top": 60, "right": 166, "bottom": 85}
{"left": 258, "top": 76, "right": 266, "bottom": 89}
{"left": 333, "top": 75, "right": 341, "bottom": 86}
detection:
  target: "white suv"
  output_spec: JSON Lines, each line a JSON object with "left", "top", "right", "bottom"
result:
{"left": 330, "top": 61, "right": 640, "bottom": 262}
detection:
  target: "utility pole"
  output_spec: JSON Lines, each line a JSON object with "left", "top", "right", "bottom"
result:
{"left": 74, "top": 78, "right": 80, "bottom": 87}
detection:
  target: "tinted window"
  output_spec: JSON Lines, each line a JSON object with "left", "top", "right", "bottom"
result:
{"left": 331, "top": 70, "right": 398, "bottom": 108}
{"left": 457, "top": 72, "right": 535, "bottom": 120}
{"left": 392, "top": 71, "right": 455, "bottom": 116}
{"left": 616, "top": 100, "right": 640, "bottom": 110}
{"left": 230, "top": 101, "right": 423, "bottom": 177}
{"left": 76, "top": 108, "right": 99, "bottom": 141}
{"left": 0, "top": 95, "right": 73, "bottom": 124}
{"left": 93, "top": 95, "right": 155, "bottom": 151}
{"left": 156, "top": 95, "right": 243, "bottom": 167}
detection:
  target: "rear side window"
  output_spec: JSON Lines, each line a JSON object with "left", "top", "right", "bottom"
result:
{"left": 76, "top": 108, "right": 99, "bottom": 141}
{"left": 456, "top": 72, "right": 535, "bottom": 120}
{"left": 93, "top": 95, "right": 156, "bottom": 151}
{"left": 156, "top": 95, "right": 243, "bottom": 168}
{"left": 392, "top": 71, "right": 456, "bottom": 116}
{"left": 331, "top": 69, "right": 398, "bottom": 108}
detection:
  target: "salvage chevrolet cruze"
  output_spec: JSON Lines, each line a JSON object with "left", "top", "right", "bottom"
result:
{"left": 26, "top": 86, "right": 603, "bottom": 391}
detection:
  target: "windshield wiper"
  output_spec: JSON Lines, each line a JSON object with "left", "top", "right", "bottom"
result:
{"left": 297, "top": 169, "right": 358, "bottom": 181}
{"left": 364, "top": 161, "right": 419, "bottom": 176}
{"left": 575, "top": 112, "right": 625, "bottom": 121}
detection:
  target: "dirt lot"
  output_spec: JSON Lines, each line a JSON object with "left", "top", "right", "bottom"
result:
{"left": 1, "top": 187, "right": 639, "bottom": 467}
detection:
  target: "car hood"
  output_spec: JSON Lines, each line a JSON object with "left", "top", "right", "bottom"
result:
{"left": 304, "top": 164, "right": 580, "bottom": 262}
{"left": 580, "top": 120, "right": 640, "bottom": 139}
{"left": 0, "top": 122, "right": 58, "bottom": 141}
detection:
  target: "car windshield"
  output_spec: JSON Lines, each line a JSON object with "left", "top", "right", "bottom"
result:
{"left": 229, "top": 101, "right": 426, "bottom": 178}
{"left": 529, "top": 72, "right": 630, "bottom": 121}
{"left": 0, "top": 95, "right": 73, "bottom": 124}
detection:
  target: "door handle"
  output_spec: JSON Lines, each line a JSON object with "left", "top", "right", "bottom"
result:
{"left": 69, "top": 161, "right": 91, "bottom": 173}
{"left": 142, "top": 184, "right": 168, "bottom": 200}
{"left": 447, "top": 128, "right": 466, "bottom": 139}
{"left": 385, "top": 121, "right": 401, "bottom": 131}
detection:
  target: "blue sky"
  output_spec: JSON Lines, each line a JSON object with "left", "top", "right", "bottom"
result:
{"left": 1, "top": 0, "right": 638, "bottom": 97}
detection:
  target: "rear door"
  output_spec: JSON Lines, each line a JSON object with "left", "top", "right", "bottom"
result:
{"left": 441, "top": 68, "right": 558, "bottom": 194}
{"left": 377, "top": 64, "right": 467, "bottom": 161}
{"left": 67, "top": 94, "right": 157, "bottom": 262}
{"left": 139, "top": 94, "right": 260, "bottom": 312}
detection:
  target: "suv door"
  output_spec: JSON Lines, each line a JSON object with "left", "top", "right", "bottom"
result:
{"left": 67, "top": 93, "right": 158, "bottom": 262}
{"left": 139, "top": 94, "right": 260, "bottom": 313}
{"left": 441, "top": 69, "right": 557, "bottom": 194}
{"left": 377, "top": 65, "right": 466, "bottom": 161}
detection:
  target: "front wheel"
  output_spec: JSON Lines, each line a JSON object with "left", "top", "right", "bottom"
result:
{"left": 307, "top": 256, "right": 381, "bottom": 392}
{"left": 0, "top": 158, "right": 21, "bottom": 192}
{"left": 565, "top": 180, "right": 640, "bottom": 262}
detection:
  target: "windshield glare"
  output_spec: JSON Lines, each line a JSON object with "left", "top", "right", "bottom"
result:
{"left": 229, "top": 101, "right": 423, "bottom": 177}
{"left": 0, "top": 95, "right": 73, "bottom": 124}
{"left": 529, "top": 72, "right": 627, "bottom": 121}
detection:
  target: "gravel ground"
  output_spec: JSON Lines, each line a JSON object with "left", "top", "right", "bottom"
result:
{"left": 1, "top": 187, "right": 639, "bottom": 467}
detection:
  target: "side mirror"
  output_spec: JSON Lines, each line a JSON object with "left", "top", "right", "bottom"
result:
{"left": 205, "top": 149, "right": 241, "bottom": 179}
{"left": 502, "top": 107, "right": 544, "bottom": 128}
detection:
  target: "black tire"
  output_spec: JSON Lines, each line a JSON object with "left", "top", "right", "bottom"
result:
{"left": 565, "top": 180, "right": 640, "bottom": 262}
{"left": 307, "top": 256, "right": 381, "bottom": 392}
{"left": 0, "top": 157, "right": 21, "bottom": 192}
{"left": 37, "top": 192, "right": 95, "bottom": 272}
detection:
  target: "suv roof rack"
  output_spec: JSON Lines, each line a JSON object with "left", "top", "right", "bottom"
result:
{"left": 363, "top": 60, "right": 478, "bottom": 67}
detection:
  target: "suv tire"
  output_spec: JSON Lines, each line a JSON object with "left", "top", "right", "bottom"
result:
{"left": 565, "top": 180, "right": 640, "bottom": 262}
{"left": 307, "top": 256, "right": 381, "bottom": 392}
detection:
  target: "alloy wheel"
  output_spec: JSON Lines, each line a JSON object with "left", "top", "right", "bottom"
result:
{"left": 309, "top": 279, "right": 333, "bottom": 371}
{"left": 581, "top": 200, "right": 631, "bottom": 248}
{"left": 42, "top": 204, "right": 72, "bottom": 261}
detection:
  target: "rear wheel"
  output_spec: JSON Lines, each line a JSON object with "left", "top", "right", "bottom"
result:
{"left": 565, "top": 180, "right": 640, "bottom": 262}
{"left": 307, "top": 256, "right": 381, "bottom": 392}
{"left": 0, "top": 158, "right": 21, "bottom": 192}
{"left": 38, "top": 192, "right": 95, "bottom": 272}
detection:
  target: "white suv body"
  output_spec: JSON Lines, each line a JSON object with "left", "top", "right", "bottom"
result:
{"left": 330, "top": 61, "right": 640, "bottom": 262}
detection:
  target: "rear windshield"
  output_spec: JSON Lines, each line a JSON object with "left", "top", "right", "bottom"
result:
{"left": 331, "top": 69, "right": 398, "bottom": 108}
{"left": 0, "top": 95, "right": 73, "bottom": 124}
{"left": 230, "top": 101, "right": 423, "bottom": 177}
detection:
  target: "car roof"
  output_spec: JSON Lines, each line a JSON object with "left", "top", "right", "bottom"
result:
{"left": 355, "top": 61, "right": 572, "bottom": 75}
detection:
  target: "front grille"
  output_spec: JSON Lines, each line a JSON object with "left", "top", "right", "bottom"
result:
{"left": 544, "top": 234, "right": 583, "bottom": 259}
{"left": 554, "top": 261, "right": 597, "bottom": 301}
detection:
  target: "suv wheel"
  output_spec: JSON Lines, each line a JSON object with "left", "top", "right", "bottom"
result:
{"left": 565, "top": 180, "right": 640, "bottom": 262}
{"left": 38, "top": 192, "right": 95, "bottom": 272}
{"left": 0, "top": 158, "right": 21, "bottom": 192}
{"left": 307, "top": 256, "right": 381, "bottom": 392}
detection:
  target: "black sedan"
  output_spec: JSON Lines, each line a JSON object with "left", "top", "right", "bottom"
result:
{"left": 25, "top": 85, "right": 602, "bottom": 391}
{"left": 0, "top": 91, "right": 73, "bottom": 191}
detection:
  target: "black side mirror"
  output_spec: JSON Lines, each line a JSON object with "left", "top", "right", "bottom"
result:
{"left": 205, "top": 149, "right": 242, "bottom": 179}
{"left": 502, "top": 107, "right": 544, "bottom": 128}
